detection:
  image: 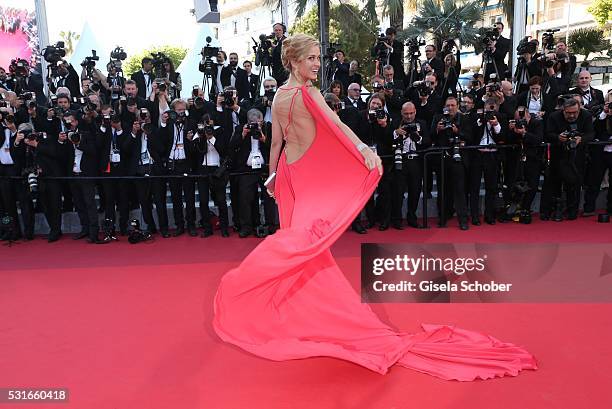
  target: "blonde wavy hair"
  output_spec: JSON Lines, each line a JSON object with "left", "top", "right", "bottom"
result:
{"left": 281, "top": 33, "right": 320, "bottom": 72}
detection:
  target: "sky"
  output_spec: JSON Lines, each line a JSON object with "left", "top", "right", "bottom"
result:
{"left": 2, "top": 0, "right": 202, "bottom": 55}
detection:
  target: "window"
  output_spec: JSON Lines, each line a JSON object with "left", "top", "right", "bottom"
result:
{"left": 246, "top": 17, "right": 250, "bottom": 31}
{"left": 233, "top": 21, "right": 237, "bottom": 34}
{"left": 490, "top": 15, "right": 502, "bottom": 25}
{"left": 271, "top": 11, "right": 275, "bottom": 24}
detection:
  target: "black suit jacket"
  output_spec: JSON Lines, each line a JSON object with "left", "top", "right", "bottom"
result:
{"left": 569, "top": 86, "right": 605, "bottom": 110}
{"left": 130, "top": 70, "right": 154, "bottom": 100}
{"left": 343, "top": 96, "right": 366, "bottom": 111}
{"left": 96, "top": 127, "right": 133, "bottom": 175}
{"left": 246, "top": 73, "right": 260, "bottom": 100}
{"left": 229, "top": 123, "right": 270, "bottom": 173}
{"left": 221, "top": 66, "right": 250, "bottom": 102}
{"left": 65, "top": 128, "right": 99, "bottom": 176}
{"left": 271, "top": 36, "right": 288, "bottom": 85}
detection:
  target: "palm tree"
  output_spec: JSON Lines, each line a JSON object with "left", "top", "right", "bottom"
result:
{"left": 568, "top": 28, "right": 609, "bottom": 64}
{"left": 402, "top": 0, "right": 485, "bottom": 51}
{"left": 59, "top": 30, "right": 80, "bottom": 57}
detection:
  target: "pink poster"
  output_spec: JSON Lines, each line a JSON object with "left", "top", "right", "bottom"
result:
{"left": 0, "top": 2, "right": 37, "bottom": 69}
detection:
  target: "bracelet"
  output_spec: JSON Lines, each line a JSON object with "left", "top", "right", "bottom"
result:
{"left": 356, "top": 142, "right": 368, "bottom": 152}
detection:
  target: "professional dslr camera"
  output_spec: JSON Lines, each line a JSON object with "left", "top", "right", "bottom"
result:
{"left": 486, "top": 73, "right": 501, "bottom": 92}
{"left": 223, "top": 89, "right": 237, "bottom": 107}
{"left": 196, "top": 122, "right": 215, "bottom": 137}
{"left": 412, "top": 80, "right": 431, "bottom": 97}
{"left": 247, "top": 122, "right": 262, "bottom": 140}
{"left": 68, "top": 131, "right": 81, "bottom": 144}
{"left": 514, "top": 108, "right": 528, "bottom": 130}
{"left": 167, "top": 110, "right": 187, "bottom": 123}
{"left": 368, "top": 108, "right": 386, "bottom": 122}
{"left": 564, "top": 123, "right": 581, "bottom": 150}
{"left": 42, "top": 41, "right": 66, "bottom": 64}
{"left": 374, "top": 33, "right": 390, "bottom": 61}
{"left": 401, "top": 122, "right": 422, "bottom": 143}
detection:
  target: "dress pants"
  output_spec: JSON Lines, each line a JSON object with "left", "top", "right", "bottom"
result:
{"left": 70, "top": 175, "right": 99, "bottom": 239}
{"left": 0, "top": 164, "right": 34, "bottom": 237}
{"left": 391, "top": 157, "right": 423, "bottom": 225}
{"left": 168, "top": 159, "right": 196, "bottom": 229}
{"left": 102, "top": 163, "right": 130, "bottom": 232}
{"left": 197, "top": 165, "right": 229, "bottom": 232}
{"left": 469, "top": 150, "right": 499, "bottom": 220}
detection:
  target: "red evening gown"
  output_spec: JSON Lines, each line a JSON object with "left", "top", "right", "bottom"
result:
{"left": 213, "top": 85, "right": 537, "bottom": 381}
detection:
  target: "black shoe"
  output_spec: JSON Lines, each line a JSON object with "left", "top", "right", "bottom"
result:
{"left": 73, "top": 231, "right": 88, "bottom": 240}
{"left": 567, "top": 212, "right": 577, "bottom": 220}
{"left": 471, "top": 217, "right": 481, "bottom": 226}
{"left": 160, "top": 230, "right": 170, "bottom": 238}
{"left": 239, "top": 229, "right": 252, "bottom": 238}
{"left": 48, "top": 234, "right": 61, "bottom": 243}
{"left": 232, "top": 224, "right": 240, "bottom": 232}
{"left": 173, "top": 227, "right": 185, "bottom": 237}
{"left": 365, "top": 221, "right": 376, "bottom": 229}
{"left": 351, "top": 222, "right": 367, "bottom": 234}
{"left": 378, "top": 223, "right": 389, "bottom": 231}
{"left": 498, "top": 214, "right": 512, "bottom": 223}
{"left": 188, "top": 226, "right": 198, "bottom": 237}
{"left": 553, "top": 213, "right": 563, "bottom": 222}
{"left": 540, "top": 213, "right": 550, "bottom": 221}
{"left": 201, "top": 229, "right": 213, "bottom": 238}
{"left": 485, "top": 218, "right": 496, "bottom": 225}
{"left": 406, "top": 220, "right": 421, "bottom": 229}
{"left": 25, "top": 233, "right": 34, "bottom": 241}
{"left": 459, "top": 221, "right": 469, "bottom": 231}
{"left": 267, "top": 225, "right": 277, "bottom": 235}
{"left": 391, "top": 222, "right": 404, "bottom": 230}
{"left": 221, "top": 228, "right": 230, "bottom": 237}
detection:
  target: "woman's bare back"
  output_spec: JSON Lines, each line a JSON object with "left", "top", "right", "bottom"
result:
{"left": 272, "top": 86, "right": 317, "bottom": 165}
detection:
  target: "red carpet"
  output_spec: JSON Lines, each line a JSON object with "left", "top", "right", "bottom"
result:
{"left": 1, "top": 218, "right": 611, "bottom": 408}
{"left": 0, "top": 29, "right": 32, "bottom": 68}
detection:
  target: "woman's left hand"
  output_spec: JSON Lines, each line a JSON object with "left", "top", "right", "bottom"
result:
{"left": 361, "top": 148, "right": 383, "bottom": 175}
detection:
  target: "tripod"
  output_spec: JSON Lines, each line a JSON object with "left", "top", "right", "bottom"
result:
{"left": 512, "top": 57, "right": 530, "bottom": 94}
{"left": 481, "top": 47, "right": 499, "bottom": 81}
{"left": 200, "top": 56, "right": 216, "bottom": 100}
{"left": 255, "top": 63, "right": 273, "bottom": 98}
{"left": 406, "top": 54, "right": 421, "bottom": 87}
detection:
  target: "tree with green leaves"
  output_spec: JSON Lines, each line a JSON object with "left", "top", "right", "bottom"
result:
{"left": 290, "top": 3, "right": 379, "bottom": 84}
{"left": 122, "top": 45, "right": 187, "bottom": 78}
{"left": 59, "top": 31, "right": 80, "bottom": 57}
{"left": 403, "top": 0, "right": 485, "bottom": 51}
{"left": 568, "top": 27, "right": 610, "bottom": 64}
{"left": 587, "top": 0, "right": 612, "bottom": 27}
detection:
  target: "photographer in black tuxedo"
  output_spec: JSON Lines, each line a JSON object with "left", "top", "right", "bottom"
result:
{"left": 191, "top": 113, "right": 230, "bottom": 238}
{"left": 97, "top": 109, "right": 131, "bottom": 235}
{"left": 371, "top": 28, "right": 406, "bottom": 83}
{"left": 230, "top": 108, "right": 271, "bottom": 238}
{"left": 62, "top": 111, "right": 100, "bottom": 242}
{"left": 540, "top": 98, "right": 594, "bottom": 221}
{"left": 212, "top": 86, "right": 247, "bottom": 230}
{"left": 130, "top": 57, "right": 155, "bottom": 100}
{"left": 431, "top": 96, "right": 473, "bottom": 230}
{"left": 160, "top": 99, "right": 198, "bottom": 236}
{"left": 243, "top": 60, "right": 259, "bottom": 102}
{"left": 270, "top": 23, "right": 288, "bottom": 86}
{"left": 390, "top": 102, "right": 431, "bottom": 229}
{"left": 502, "top": 106, "right": 544, "bottom": 222}
{"left": 221, "top": 53, "right": 250, "bottom": 102}
{"left": 49, "top": 61, "right": 81, "bottom": 98}
{"left": 468, "top": 98, "right": 507, "bottom": 225}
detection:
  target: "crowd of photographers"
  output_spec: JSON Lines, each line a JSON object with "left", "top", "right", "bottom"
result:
{"left": 0, "top": 22, "right": 610, "bottom": 243}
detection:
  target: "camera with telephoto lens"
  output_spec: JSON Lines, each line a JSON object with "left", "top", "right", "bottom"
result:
{"left": 155, "top": 79, "right": 167, "bottom": 92}
{"left": 264, "top": 87, "right": 276, "bottom": 103}
{"left": 23, "top": 129, "right": 45, "bottom": 142}
{"left": 9, "top": 58, "right": 30, "bottom": 77}
{"left": 167, "top": 110, "right": 186, "bottom": 123}
{"left": 42, "top": 41, "right": 66, "bottom": 64}
{"left": 128, "top": 219, "right": 152, "bottom": 244}
{"left": 19, "top": 92, "right": 34, "bottom": 102}
{"left": 21, "top": 165, "right": 38, "bottom": 196}
{"left": 515, "top": 109, "right": 528, "bottom": 130}
{"left": 197, "top": 123, "right": 214, "bottom": 137}
{"left": 440, "top": 107, "right": 453, "bottom": 131}
{"left": 67, "top": 131, "right": 80, "bottom": 144}
{"left": 538, "top": 53, "right": 557, "bottom": 68}
{"left": 392, "top": 134, "right": 405, "bottom": 171}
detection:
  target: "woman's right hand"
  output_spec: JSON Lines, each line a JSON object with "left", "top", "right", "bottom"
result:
{"left": 266, "top": 180, "right": 276, "bottom": 201}
{"left": 361, "top": 148, "right": 383, "bottom": 175}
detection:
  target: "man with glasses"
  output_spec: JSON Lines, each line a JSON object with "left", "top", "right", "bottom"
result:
{"left": 424, "top": 45, "right": 444, "bottom": 77}
{"left": 344, "top": 83, "right": 366, "bottom": 110}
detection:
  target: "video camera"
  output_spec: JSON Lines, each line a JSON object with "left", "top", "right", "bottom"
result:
{"left": 516, "top": 36, "right": 538, "bottom": 56}
{"left": 42, "top": 41, "right": 66, "bottom": 64}
{"left": 200, "top": 36, "right": 220, "bottom": 75}
{"left": 252, "top": 33, "right": 274, "bottom": 67}
{"left": 374, "top": 33, "right": 390, "bottom": 61}
{"left": 542, "top": 29, "right": 559, "bottom": 51}
{"left": 9, "top": 58, "right": 29, "bottom": 78}
{"left": 405, "top": 37, "right": 425, "bottom": 58}
{"left": 481, "top": 27, "right": 499, "bottom": 50}
{"left": 81, "top": 50, "right": 100, "bottom": 79}
{"left": 151, "top": 52, "right": 169, "bottom": 78}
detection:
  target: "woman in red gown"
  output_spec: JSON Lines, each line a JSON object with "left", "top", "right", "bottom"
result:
{"left": 213, "top": 34, "right": 537, "bottom": 381}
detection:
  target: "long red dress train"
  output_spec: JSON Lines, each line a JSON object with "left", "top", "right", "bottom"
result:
{"left": 213, "top": 85, "right": 537, "bottom": 381}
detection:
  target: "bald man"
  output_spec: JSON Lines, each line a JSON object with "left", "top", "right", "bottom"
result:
{"left": 570, "top": 71, "right": 604, "bottom": 110}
